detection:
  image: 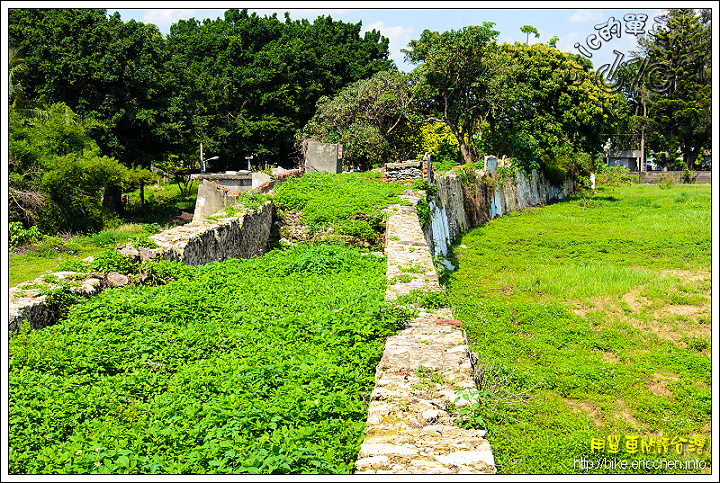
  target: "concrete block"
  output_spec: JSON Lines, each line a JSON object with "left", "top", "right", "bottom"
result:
{"left": 305, "top": 142, "right": 342, "bottom": 173}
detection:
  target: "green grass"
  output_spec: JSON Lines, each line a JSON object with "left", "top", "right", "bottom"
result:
{"left": 8, "top": 224, "right": 169, "bottom": 287}
{"left": 445, "top": 184, "right": 712, "bottom": 474}
{"left": 8, "top": 244, "right": 411, "bottom": 474}
{"left": 8, "top": 180, "right": 197, "bottom": 287}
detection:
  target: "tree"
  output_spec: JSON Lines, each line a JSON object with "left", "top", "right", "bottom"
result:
{"left": 8, "top": 46, "right": 27, "bottom": 108}
{"left": 638, "top": 9, "right": 711, "bottom": 170}
{"left": 299, "top": 70, "right": 418, "bottom": 169}
{"left": 165, "top": 9, "right": 393, "bottom": 169}
{"left": 8, "top": 9, "right": 177, "bottom": 168}
{"left": 482, "top": 42, "right": 620, "bottom": 176}
{"left": 9, "top": 103, "right": 130, "bottom": 233}
{"left": 403, "top": 24, "right": 505, "bottom": 165}
{"left": 520, "top": 25, "right": 540, "bottom": 45}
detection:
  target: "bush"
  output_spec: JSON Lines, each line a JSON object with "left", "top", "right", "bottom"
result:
{"left": 657, "top": 173, "right": 676, "bottom": 189}
{"left": 90, "top": 249, "right": 136, "bottom": 274}
{"left": 9, "top": 221, "right": 44, "bottom": 251}
{"left": 596, "top": 165, "right": 638, "bottom": 187}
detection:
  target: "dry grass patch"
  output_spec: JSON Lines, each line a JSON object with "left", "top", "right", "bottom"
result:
{"left": 646, "top": 372, "right": 679, "bottom": 398}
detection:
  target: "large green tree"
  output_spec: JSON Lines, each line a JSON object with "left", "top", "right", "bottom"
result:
{"left": 299, "top": 70, "right": 419, "bottom": 168}
{"left": 8, "top": 9, "right": 176, "bottom": 168}
{"left": 639, "top": 9, "right": 711, "bottom": 170}
{"left": 165, "top": 9, "right": 393, "bottom": 170}
{"left": 483, "top": 42, "right": 620, "bottom": 175}
{"left": 402, "top": 24, "right": 506, "bottom": 165}
{"left": 9, "top": 8, "right": 392, "bottom": 171}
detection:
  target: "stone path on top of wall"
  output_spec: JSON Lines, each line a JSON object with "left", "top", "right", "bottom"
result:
{"left": 354, "top": 192, "right": 496, "bottom": 475}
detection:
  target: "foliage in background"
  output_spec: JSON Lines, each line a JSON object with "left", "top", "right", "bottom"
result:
{"left": 299, "top": 70, "right": 419, "bottom": 169}
{"left": 9, "top": 244, "right": 411, "bottom": 474}
{"left": 640, "top": 9, "right": 711, "bottom": 171}
{"left": 482, "top": 42, "right": 619, "bottom": 177}
{"left": 594, "top": 165, "right": 638, "bottom": 188}
{"left": 9, "top": 103, "right": 131, "bottom": 234}
{"left": 403, "top": 23, "right": 505, "bottom": 165}
{"left": 9, "top": 222, "right": 43, "bottom": 252}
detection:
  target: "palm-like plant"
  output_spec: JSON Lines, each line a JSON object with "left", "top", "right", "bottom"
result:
{"left": 9, "top": 46, "right": 27, "bottom": 108}
{"left": 9, "top": 46, "right": 46, "bottom": 118}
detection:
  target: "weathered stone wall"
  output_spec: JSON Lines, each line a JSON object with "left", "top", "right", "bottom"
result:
{"left": 151, "top": 201, "right": 274, "bottom": 266}
{"left": 192, "top": 173, "right": 254, "bottom": 221}
{"left": 638, "top": 171, "right": 712, "bottom": 184}
{"left": 384, "top": 161, "right": 427, "bottom": 182}
{"left": 355, "top": 193, "right": 496, "bottom": 474}
{"left": 425, "top": 168, "right": 575, "bottom": 257}
{"left": 8, "top": 202, "right": 275, "bottom": 333}
{"left": 8, "top": 273, "right": 104, "bottom": 333}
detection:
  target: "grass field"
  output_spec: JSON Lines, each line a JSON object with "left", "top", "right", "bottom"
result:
{"left": 444, "top": 183, "right": 712, "bottom": 474}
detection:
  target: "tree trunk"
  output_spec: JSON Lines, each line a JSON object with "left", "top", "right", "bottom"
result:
{"left": 684, "top": 144, "right": 696, "bottom": 171}
{"left": 139, "top": 181, "right": 145, "bottom": 212}
{"left": 103, "top": 185, "right": 123, "bottom": 214}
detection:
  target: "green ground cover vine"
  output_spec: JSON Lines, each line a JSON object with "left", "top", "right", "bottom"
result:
{"left": 9, "top": 244, "right": 412, "bottom": 474}
{"left": 445, "top": 184, "right": 711, "bottom": 474}
{"left": 273, "top": 171, "right": 407, "bottom": 246}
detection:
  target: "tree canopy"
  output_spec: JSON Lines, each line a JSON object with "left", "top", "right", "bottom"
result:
{"left": 642, "top": 8, "right": 711, "bottom": 170}
{"left": 402, "top": 24, "right": 505, "bottom": 165}
{"left": 8, "top": 8, "right": 393, "bottom": 170}
{"left": 483, "top": 42, "right": 619, "bottom": 176}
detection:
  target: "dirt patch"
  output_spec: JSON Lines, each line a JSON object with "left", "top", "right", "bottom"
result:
{"left": 613, "top": 399, "right": 647, "bottom": 430}
{"left": 621, "top": 289, "right": 650, "bottom": 313}
{"left": 565, "top": 399, "right": 604, "bottom": 426}
{"left": 602, "top": 351, "right": 620, "bottom": 363}
{"left": 646, "top": 372, "right": 679, "bottom": 398}
{"left": 654, "top": 304, "right": 709, "bottom": 321}
{"left": 658, "top": 269, "right": 712, "bottom": 283}
{"left": 627, "top": 317, "right": 710, "bottom": 351}
{"left": 567, "top": 296, "right": 614, "bottom": 319}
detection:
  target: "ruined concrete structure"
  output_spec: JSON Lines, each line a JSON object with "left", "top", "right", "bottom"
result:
{"left": 8, "top": 162, "right": 574, "bottom": 474}
{"left": 151, "top": 201, "right": 274, "bottom": 266}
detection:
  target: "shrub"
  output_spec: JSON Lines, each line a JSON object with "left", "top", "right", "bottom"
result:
{"left": 657, "top": 173, "right": 676, "bottom": 189}
{"left": 90, "top": 249, "right": 136, "bottom": 274}
{"left": 596, "top": 165, "right": 638, "bottom": 187}
{"left": 9, "top": 221, "right": 44, "bottom": 251}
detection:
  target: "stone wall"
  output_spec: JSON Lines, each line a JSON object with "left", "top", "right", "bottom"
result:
{"left": 151, "top": 201, "right": 274, "bottom": 266}
{"left": 8, "top": 202, "right": 275, "bottom": 333}
{"left": 355, "top": 193, "right": 496, "bottom": 474}
{"left": 424, "top": 168, "right": 575, "bottom": 258}
{"left": 638, "top": 171, "right": 712, "bottom": 184}
{"left": 192, "top": 172, "right": 254, "bottom": 221}
{"left": 383, "top": 161, "right": 430, "bottom": 183}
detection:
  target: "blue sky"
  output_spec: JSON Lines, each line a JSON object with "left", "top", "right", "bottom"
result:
{"left": 107, "top": 2, "right": 683, "bottom": 73}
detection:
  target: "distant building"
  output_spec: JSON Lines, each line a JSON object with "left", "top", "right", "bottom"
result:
{"left": 606, "top": 150, "right": 642, "bottom": 172}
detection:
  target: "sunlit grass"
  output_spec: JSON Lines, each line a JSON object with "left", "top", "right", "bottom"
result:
{"left": 446, "top": 183, "right": 712, "bottom": 474}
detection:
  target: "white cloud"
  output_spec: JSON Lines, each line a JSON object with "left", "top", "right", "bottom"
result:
{"left": 361, "top": 21, "right": 415, "bottom": 71}
{"left": 569, "top": 10, "right": 604, "bottom": 24}
{"left": 140, "top": 9, "right": 226, "bottom": 33}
